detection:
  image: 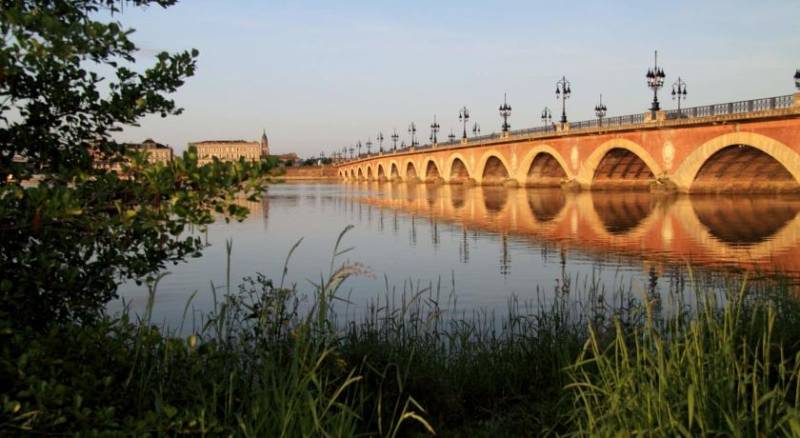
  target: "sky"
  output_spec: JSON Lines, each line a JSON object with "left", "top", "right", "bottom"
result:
{"left": 113, "top": 0, "right": 800, "bottom": 157}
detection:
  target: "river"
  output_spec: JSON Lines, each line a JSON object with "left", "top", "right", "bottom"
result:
{"left": 115, "top": 182, "right": 800, "bottom": 327}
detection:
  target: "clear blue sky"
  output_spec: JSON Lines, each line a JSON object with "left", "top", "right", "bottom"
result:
{"left": 115, "top": 0, "right": 799, "bottom": 157}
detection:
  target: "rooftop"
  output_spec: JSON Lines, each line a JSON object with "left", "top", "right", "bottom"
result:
{"left": 193, "top": 140, "right": 257, "bottom": 145}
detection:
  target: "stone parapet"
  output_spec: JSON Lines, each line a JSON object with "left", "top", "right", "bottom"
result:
{"left": 644, "top": 110, "right": 666, "bottom": 123}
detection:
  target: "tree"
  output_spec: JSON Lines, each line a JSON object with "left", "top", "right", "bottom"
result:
{"left": 0, "top": 1, "right": 269, "bottom": 327}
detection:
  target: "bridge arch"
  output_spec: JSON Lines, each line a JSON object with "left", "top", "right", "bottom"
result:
{"left": 406, "top": 161, "right": 419, "bottom": 180}
{"left": 368, "top": 165, "right": 376, "bottom": 180}
{"left": 579, "top": 139, "right": 662, "bottom": 190}
{"left": 517, "top": 145, "right": 572, "bottom": 187}
{"left": 424, "top": 159, "right": 442, "bottom": 182}
{"left": 671, "top": 132, "right": 800, "bottom": 193}
{"left": 357, "top": 167, "right": 364, "bottom": 179}
{"left": 476, "top": 151, "right": 514, "bottom": 185}
{"left": 390, "top": 161, "right": 401, "bottom": 181}
{"left": 446, "top": 153, "right": 473, "bottom": 184}
{"left": 377, "top": 163, "right": 387, "bottom": 181}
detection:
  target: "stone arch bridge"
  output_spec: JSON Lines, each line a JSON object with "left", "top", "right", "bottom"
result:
{"left": 337, "top": 94, "right": 800, "bottom": 193}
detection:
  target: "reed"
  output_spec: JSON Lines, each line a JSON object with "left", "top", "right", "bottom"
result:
{"left": 4, "top": 229, "right": 800, "bottom": 436}
{"left": 567, "top": 277, "right": 800, "bottom": 436}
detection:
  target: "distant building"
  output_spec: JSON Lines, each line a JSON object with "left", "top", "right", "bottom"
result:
{"left": 260, "top": 129, "right": 270, "bottom": 157}
{"left": 130, "top": 138, "right": 173, "bottom": 163}
{"left": 94, "top": 138, "right": 173, "bottom": 171}
{"left": 192, "top": 129, "right": 270, "bottom": 165}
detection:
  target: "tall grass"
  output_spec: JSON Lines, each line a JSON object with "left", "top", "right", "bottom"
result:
{"left": 568, "top": 278, "right": 800, "bottom": 436}
{"left": 4, "top": 228, "right": 800, "bottom": 436}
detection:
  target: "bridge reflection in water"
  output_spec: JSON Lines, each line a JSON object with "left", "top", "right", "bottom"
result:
{"left": 343, "top": 182, "right": 800, "bottom": 278}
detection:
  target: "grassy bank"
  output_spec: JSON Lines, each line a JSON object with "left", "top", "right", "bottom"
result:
{"left": 3, "top": 231, "right": 800, "bottom": 436}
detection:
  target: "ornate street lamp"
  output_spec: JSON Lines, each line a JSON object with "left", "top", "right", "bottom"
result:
{"left": 646, "top": 50, "right": 666, "bottom": 113}
{"left": 499, "top": 93, "right": 512, "bottom": 133}
{"left": 541, "top": 106, "right": 552, "bottom": 129}
{"left": 391, "top": 129, "right": 399, "bottom": 151}
{"left": 448, "top": 130, "right": 456, "bottom": 143}
{"left": 555, "top": 76, "right": 571, "bottom": 123}
{"left": 356, "top": 140, "right": 362, "bottom": 157}
{"left": 377, "top": 132, "right": 384, "bottom": 153}
{"left": 793, "top": 68, "right": 799, "bottom": 90}
{"left": 594, "top": 94, "right": 607, "bottom": 126}
{"left": 430, "top": 115, "right": 440, "bottom": 145}
{"left": 408, "top": 122, "right": 417, "bottom": 147}
{"left": 472, "top": 122, "right": 481, "bottom": 137}
{"left": 672, "top": 77, "right": 688, "bottom": 117}
{"left": 366, "top": 138, "right": 372, "bottom": 155}
{"left": 458, "top": 106, "right": 470, "bottom": 139}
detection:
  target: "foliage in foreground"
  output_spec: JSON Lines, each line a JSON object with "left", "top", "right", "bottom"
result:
{"left": 5, "top": 229, "right": 800, "bottom": 435}
{"left": 0, "top": 231, "right": 434, "bottom": 436}
{"left": 0, "top": 0, "right": 274, "bottom": 328}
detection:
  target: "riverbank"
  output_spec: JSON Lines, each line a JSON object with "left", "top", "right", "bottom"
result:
{"left": 5, "top": 233, "right": 800, "bottom": 435}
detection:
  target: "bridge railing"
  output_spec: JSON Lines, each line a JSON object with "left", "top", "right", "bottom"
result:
{"left": 664, "top": 95, "right": 794, "bottom": 120}
{"left": 342, "top": 94, "right": 796, "bottom": 163}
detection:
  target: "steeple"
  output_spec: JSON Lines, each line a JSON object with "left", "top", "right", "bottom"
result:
{"left": 260, "top": 129, "right": 269, "bottom": 158}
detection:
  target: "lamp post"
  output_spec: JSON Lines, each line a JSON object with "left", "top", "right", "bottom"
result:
{"left": 472, "top": 122, "right": 481, "bottom": 137}
{"left": 672, "top": 77, "right": 688, "bottom": 117}
{"left": 356, "top": 141, "right": 362, "bottom": 157}
{"left": 448, "top": 130, "right": 456, "bottom": 143}
{"left": 365, "top": 138, "right": 372, "bottom": 156}
{"left": 541, "top": 107, "right": 552, "bottom": 130}
{"left": 646, "top": 50, "right": 666, "bottom": 113}
{"left": 348, "top": 147, "right": 354, "bottom": 159}
{"left": 594, "top": 94, "right": 607, "bottom": 126}
{"left": 555, "top": 76, "right": 571, "bottom": 123}
{"left": 795, "top": 69, "right": 800, "bottom": 90}
{"left": 499, "top": 93, "right": 512, "bottom": 133}
{"left": 408, "top": 122, "right": 417, "bottom": 147}
{"left": 391, "top": 129, "right": 399, "bottom": 151}
{"left": 377, "top": 132, "right": 384, "bottom": 153}
{"left": 458, "top": 106, "right": 470, "bottom": 139}
{"left": 430, "top": 115, "right": 440, "bottom": 145}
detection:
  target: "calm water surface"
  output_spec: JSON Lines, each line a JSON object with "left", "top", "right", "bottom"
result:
{"left": 115, "top": 182, "right": 800, "bottom": 326}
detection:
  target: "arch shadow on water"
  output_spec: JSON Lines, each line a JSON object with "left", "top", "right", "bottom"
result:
{"left": 527, "top": 189, "right": 567, "bottom": 222}
{"left": 690, "top": 195, "right": 800, "bottom": 246}
{"left": 591, "top": 191, "right": 655, "bottom": 235}
{"left": 450, "top": 185, "right": 467, "bottom": 209}
{"left": 481, "top": 186, "right": 509, "bottom": 213}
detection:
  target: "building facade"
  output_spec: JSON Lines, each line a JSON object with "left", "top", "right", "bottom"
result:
{"left": 192, "top": 130, "right": 270, "bottom": 165}
{"left": 132, "top": 138, "right": 173, "bottom": 163}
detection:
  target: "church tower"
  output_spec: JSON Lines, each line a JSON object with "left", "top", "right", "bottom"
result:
{"left": 260, "top": 129, "right": 270, "bottom": 158}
